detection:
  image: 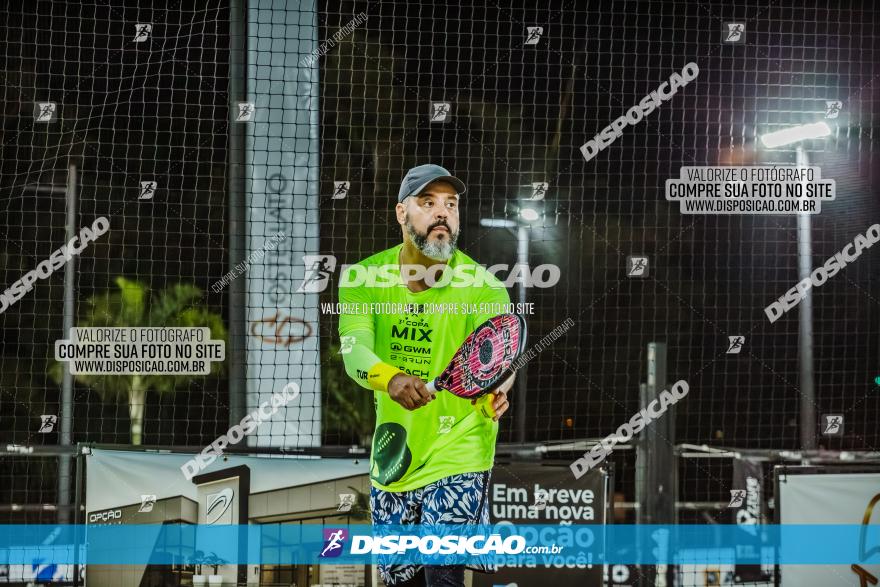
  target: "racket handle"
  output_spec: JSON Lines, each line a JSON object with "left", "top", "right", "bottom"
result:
{"left": 425, "top": 380, "right": 436, "bottom": 393}
{"left": 475, "top": 393, "right": 496, "bottom": 419}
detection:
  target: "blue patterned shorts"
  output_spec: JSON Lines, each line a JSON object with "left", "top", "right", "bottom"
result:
{"left": 370, "top": 471, "right": 494, "bottom": 585}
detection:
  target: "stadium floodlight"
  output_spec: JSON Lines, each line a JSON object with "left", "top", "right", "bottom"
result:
{"left": 519, "top": 207, "right": 540, "bottom": 222}
{"left": 758, "top": 121, "right": 833, "bottom": 452}
{"left": 479, "top": 215, "right": 535, "bottom": 443}
{"left": 759, "top": 121, "right": 831, "bottom": 149}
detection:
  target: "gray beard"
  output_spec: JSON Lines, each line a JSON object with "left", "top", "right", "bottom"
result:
{"left": 405, "top": 221, "right": 458, "bottom": 261}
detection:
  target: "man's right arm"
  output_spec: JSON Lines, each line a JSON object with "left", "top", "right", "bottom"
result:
{"left": 338, "top": 272, "right": 401, "bottom": 392}
{"left": 338, "top": 270, "right": 434, "bottom": 409}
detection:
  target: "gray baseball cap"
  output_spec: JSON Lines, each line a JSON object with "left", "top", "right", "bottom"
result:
{"left": 397, "top": 164, "right": 466, "bottom": 203}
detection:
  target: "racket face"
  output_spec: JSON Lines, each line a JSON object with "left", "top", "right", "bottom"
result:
{"left": 436, "top": 313, "right": 527, "bottom": 398}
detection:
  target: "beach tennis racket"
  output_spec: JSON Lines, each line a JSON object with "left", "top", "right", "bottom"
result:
{"left": 425, "top": 313, "right": 527, "bottom": 418}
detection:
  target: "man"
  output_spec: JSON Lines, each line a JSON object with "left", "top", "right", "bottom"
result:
{"left": 339, "top": 164, "right": 516, "bottom": 587}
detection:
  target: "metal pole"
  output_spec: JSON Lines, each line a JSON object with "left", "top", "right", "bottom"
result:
{"left": 58, "top": 163, "right": 76, "bottom": 525}
{"left": 72, "top": 445, "right": 85, "bottom": 587}
{"left": 636, "top": 343, "right": 675, "bottom": 586}
{"left": 795, "top": 146, "right": 816, "bottom": 449}
{"left": 228, "top": 0, "right": 248, "bottom": 426}
{"left": 515, "top": 225, "right": 528, "bottom": 443}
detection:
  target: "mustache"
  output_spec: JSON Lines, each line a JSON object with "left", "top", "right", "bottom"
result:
{"left": 427, "top": 220, "right": 452, "bottom": 233}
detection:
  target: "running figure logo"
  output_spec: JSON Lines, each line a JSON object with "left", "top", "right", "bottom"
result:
{"left": 35, "top": 102, "right": 57, "bottom": 122}
{"left": 297, "top": 255, "right": 337, "bottom": 293}
{"left": 727, "top": 490, "right": 746, "bottom": 508}
{"left": 822, "top": 414, "right": 843, "bottom": 436}
{"left": 37, "top": 415, "right": 57, "bottom": 433}
{"left": 825, "top": 100, "right": 843, "bottom": 119}
{"left": 530, "top": 489, "right": 548, "bottom": 512}
{"left": 525, "top": 27, "right": 543, "bottom": 45}
{"left": 724, "top": 23, "right": 745, "bottom": 43}
{"left": 236, "top": 102, "right": 255, "bottom": 122}
{"left": 430, "top": 102, "right": 451, "bottom": 123}
{"left": 133, "top": 24, "right": 152, "bottom": 42}
{"left": 320, "top": 528, "right": 348, "bottom": 558}
{"left": 332, "top": 181, "right": 350, "bottom": 200}
{"left": 529, "top": 182, "right": 548, "bottom": 201}
{"left": 726, "top": 336, "right": 745, "bottom": 354}
{"left": 626, "top": 256, "right": 649, "bottom": 278}
{"left": 139, "top": 181, "right": 157, "bottom": 200}
{"left": 139, "top": 495, "right": 156, "bottom": 513}
{"left": 337, "top": 494, "right": 355, "bottom": 512}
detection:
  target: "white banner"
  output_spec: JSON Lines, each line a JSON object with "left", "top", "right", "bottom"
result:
{"left": 778, "top": 471, "right": 880, "bottom": 586}
{"left": 245, "top": 0, "right": 321, "bottom": 446}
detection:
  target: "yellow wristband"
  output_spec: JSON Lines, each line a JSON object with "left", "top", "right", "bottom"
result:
{"left": 368, "top": 362, "right": 404, "bottom": 392}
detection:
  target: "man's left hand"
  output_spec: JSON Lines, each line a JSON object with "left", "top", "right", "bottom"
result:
{"left": 472, "top": 372, "right": 515, "bottom": 422}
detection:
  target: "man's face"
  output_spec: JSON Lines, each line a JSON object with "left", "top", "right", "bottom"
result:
{"left": 396, "top": 181, "right": 460, "bottom": 261}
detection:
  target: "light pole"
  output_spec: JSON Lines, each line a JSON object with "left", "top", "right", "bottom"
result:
{"left": 480, "top": 207, "right": 539, "bottom": 443}
{"left": 22, "top": 164, "right": 78, "bottom": 524}
{"left": 759, "top": 122, "right": 831, "bottom": 450}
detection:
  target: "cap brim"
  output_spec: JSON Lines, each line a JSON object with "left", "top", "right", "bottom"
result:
{"left": 409, "top": 175, "right": 467, "bottom": 199}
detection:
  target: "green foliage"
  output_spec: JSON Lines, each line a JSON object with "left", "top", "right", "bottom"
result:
{"left": 322, "top": 343, "right": 375, "bottom": 447}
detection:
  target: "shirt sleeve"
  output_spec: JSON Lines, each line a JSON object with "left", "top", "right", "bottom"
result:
{"left": 338, "top": 269, "right": 403, "bottom": 391}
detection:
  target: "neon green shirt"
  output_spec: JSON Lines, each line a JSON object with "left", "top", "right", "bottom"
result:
{"left": 338, "top": 244, "right": 511, "bottom": 492}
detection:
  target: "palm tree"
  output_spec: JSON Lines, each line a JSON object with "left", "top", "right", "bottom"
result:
{"left": 49, "top": 277, "right": 227, "bottom": 445}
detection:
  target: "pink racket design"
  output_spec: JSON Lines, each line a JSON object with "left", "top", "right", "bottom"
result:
{"left": 425, "top": 314, "right": 527, "bottom": 405}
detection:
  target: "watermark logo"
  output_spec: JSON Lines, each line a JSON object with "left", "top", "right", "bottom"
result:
{"left": 430, "top": 101, "right": 451, "bottom": 123}
{"left": 626, "top": 256, "right": 649, "bottom": 277}
{"left": 300, "top": 12, "right": 367, "bottom": 67}
{"left": 339, "top": 336, "right": 356, "bottom": 354}
{"left": 320, "top": 528, "right": 348, "bottom": 558}
{"left": 37, "top": 415, "right": 57, "bottom": 433}
{"left": 571, "top": 380, "right": 689, "bottom": 478}
{"left": 349, "top": 533, "right": 535, "bottom": 555}
{"left": 529, "top": 182, "right": 548, "bottom": 201}
{"left": 581, "top": 63, "right": 699, "bottom": 162}
{"left": 438, "top": 416, "right": 455, "bottom": 434}
{"left": 297, "top": 255, "right": 338, "bottom": 293}
{"left": 531, "top": 489, "right": 548, "bottom": 512}
{"left": 825, "top": 100, "right": 843, "bottom": 119}
{"left": 133, "top": 24, "right": 152, "bottom": 42}
{"left": 212, "top": 232, "right": 287, "bottom": 293}
{"left": 235, "top": 102, "right": 255, "bottom": 122}
{"left": 138, "top": 181, "right": 157, "bottom": 200}
{"left": 180, "top": 382, "right": 301, "bottom": 480}
{"left": 726, "top": 336, "right": 745, "bottom": 354}
{"left": 766, "top": 224, "right": 880, "bottom": 323}
{"left": 337, "top": 494, "right": 355, "bottom": 512}
{"left": 822, "top": 414, "right": 844, "bottom": 436}
{"left": 723, "top": 23, "right": 745, "bottom": 43}
{"left": 0, "top": 216, "right": 110, "bottom": 315}
{"left": 525, "top": 27, "right": 543, "bottom": 45}
{"left": 728, "top": 490, "right": 746, "bottom": 508}
{"left": 332, "top": 181, "right": 349, "bottom": 200}
{"left": 35, "top": 102, "right": 57, "bottom": 122}
{"left": 139, "top": 494, "right": 156, "bottom": 513}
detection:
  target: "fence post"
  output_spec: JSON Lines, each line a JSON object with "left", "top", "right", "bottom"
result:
{"left": 636, "top": 342, "right": 676, "bottom": 585}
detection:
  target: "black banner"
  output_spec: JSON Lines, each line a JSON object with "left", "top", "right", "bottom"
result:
{"left": 731, "top": 457, "right": 770, "bottom": 583}
{"left": 472, "top": 462, "right": 607, "bottom": 587}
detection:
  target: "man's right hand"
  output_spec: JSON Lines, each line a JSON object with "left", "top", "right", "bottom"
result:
{"left": 387, "top": 373, "right": 435, "bottom": 410}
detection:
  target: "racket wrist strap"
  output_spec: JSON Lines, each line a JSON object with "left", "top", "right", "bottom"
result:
{"left": 367, "top": 362, "right": 404, "bottom": 392}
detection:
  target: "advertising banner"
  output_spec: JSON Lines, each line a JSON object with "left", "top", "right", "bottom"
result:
{"left": 473, "top": 462, "right": 608, "bottom": 587}
{"left": 245, "top": 0, "right": 322, "bottom": 446}
{"left": 778, "top": 470, "right": 880, "bottom": 586}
